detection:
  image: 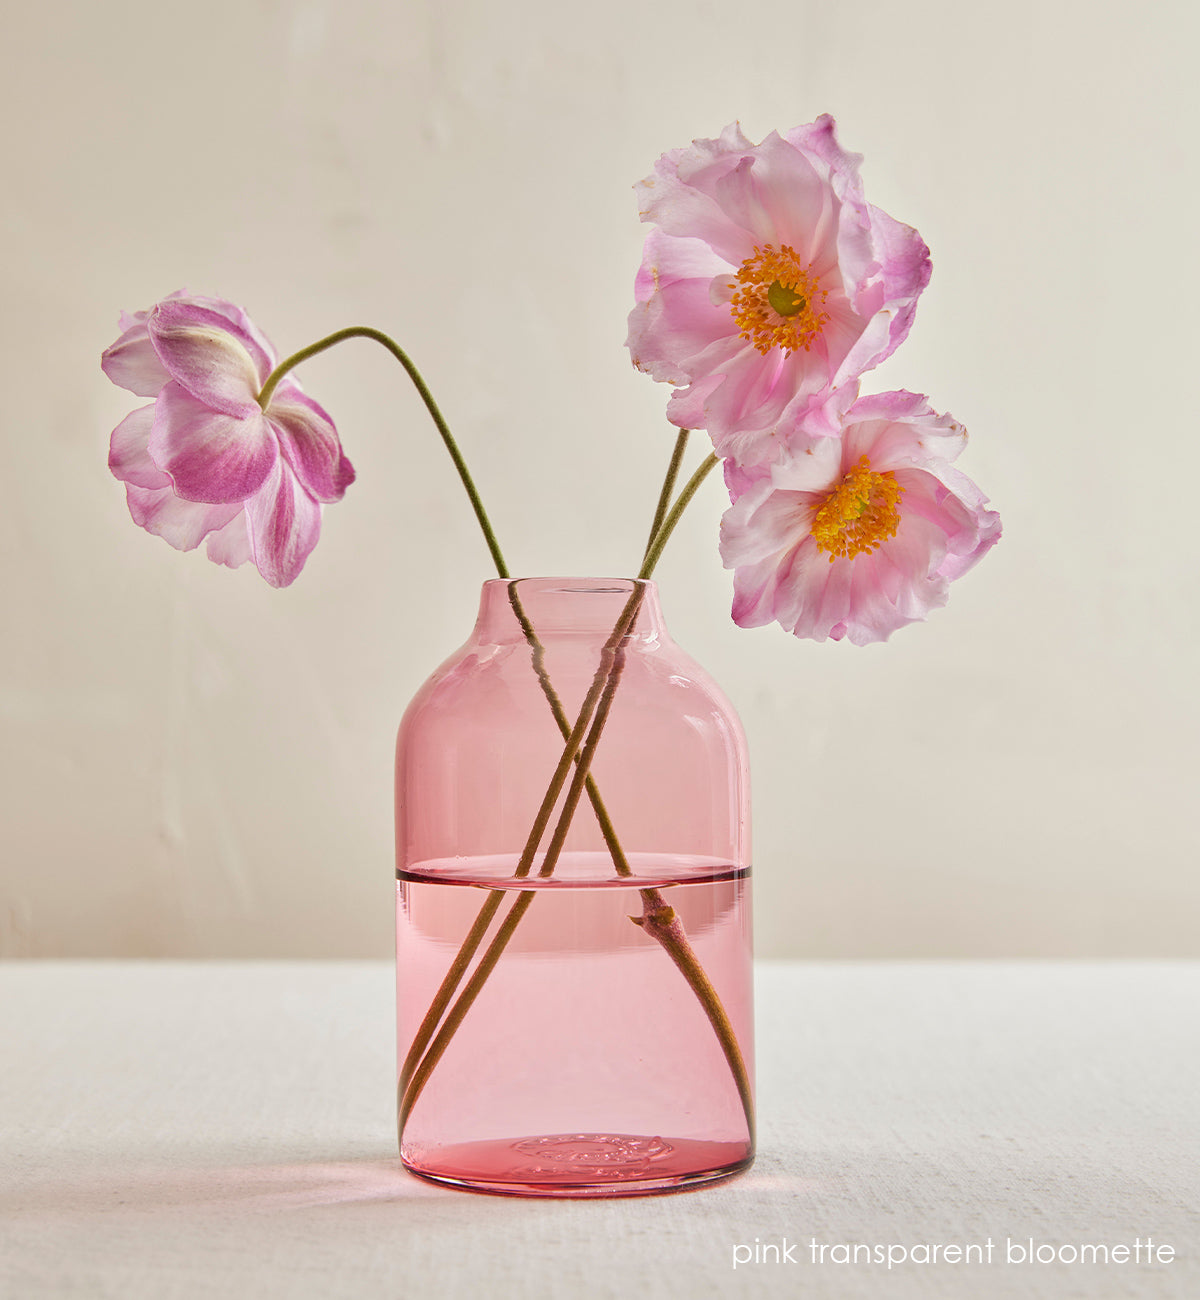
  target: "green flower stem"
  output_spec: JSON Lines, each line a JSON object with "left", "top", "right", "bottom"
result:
{"left": 639, "top": 451, "right": 720, "bottom": 580}
{"left": 642, "top": 429, "right": 690, "bottom": 568}
{"left": 257, "top": 326, "right": 510, "bottom": 579}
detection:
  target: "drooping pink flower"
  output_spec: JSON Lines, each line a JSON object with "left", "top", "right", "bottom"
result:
{"left": 719, "top": 392, "right": 1000, "bottom": 645}
{"left": 627, "top": 117, "right": 931, "bottom": 469}
{"left": 102, "top": 293, "right": 354, "bottom": 587}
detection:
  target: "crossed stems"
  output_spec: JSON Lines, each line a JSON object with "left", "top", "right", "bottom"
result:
{"left": 396, "top": 451, "right": 750, "bottom": 1140}
{"left": 260, "top": 330, "right": 751, "bottom": 1144}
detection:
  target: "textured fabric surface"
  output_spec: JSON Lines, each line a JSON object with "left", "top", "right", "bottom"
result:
{"left": 1, "top": 961, "right": 1195, "bottom": 1298}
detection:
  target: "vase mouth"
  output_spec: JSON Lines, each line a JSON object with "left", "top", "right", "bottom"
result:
{"left": 475, "top": 577, "right": 665, "bottom": 640}
{"left": 483, "top": 576, "right": 651, "bottom": 593}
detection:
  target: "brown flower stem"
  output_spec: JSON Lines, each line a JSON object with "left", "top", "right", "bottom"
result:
{"left": 396, "top": 890, "right": 506, "bottom": 1098}
{"left": 505, "top": 584, "right": 630, "bottom": 872}
{"left": 632, "top": 890, "right": 755, "bottom": 1143}
{"left": 397, "top": 591, "right": 631, "bottom": 1112}
{"left": 399, "top": 585, "right": 645, "bottom": 1129}
{"left": 508, "top": 584, "right": 754, "bottom": 1141}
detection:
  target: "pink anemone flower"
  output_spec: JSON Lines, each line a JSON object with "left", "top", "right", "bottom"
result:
{"left": 102, "top": 293, "right": 354, "bottom": 587}
{"left": 719, "top": 392, "right": 1001, "bottom": 645}
{"left": 627, "top": 117, "right": 931, "bottom": 469}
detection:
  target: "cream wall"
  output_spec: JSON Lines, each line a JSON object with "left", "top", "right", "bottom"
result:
{"left": 1, "top": 0, "right": 1196, "bottom": 958}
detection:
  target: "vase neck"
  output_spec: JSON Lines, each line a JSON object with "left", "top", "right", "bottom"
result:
{"left": 472, "top": 578, "right": 667, "bottom": 644}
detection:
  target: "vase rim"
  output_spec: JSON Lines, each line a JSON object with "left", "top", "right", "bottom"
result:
{"left": 474, "top": 577, "right": 665, "bottom": 639}
{"left": 480, "top": 576, "right": 655, "bottom": 591}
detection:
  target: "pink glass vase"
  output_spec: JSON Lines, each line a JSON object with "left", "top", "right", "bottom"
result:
{"left": 395, "top": 578, "right": 753, "bottom": 1196}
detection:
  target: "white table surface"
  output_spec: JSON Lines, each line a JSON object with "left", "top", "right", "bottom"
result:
{"left": 1, "top": 961, "right": 1196, "bottom": 1299}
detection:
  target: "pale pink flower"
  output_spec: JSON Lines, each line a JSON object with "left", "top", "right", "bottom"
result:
{"left": 719, "top": 392, "right": 1000, "bottom": 645}
{"left": 103, "top": 293, "right": 353, "bottom": 587}
{"left": 627, "top": 117, "right": 931, "bottom": 468}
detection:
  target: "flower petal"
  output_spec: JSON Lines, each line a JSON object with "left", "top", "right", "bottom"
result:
{"left": 729, "top": 553, "right": 785, "bottom": 628}
{"left": 148, "top": 299, "right": 273, "bottom": 417}
{"left": 268, "top": 382, "right": 355, "bottom": 503}
{"left": 245, "top": 459, "right": 322, "bottom": 588}
{"left": 633, "top": 230, "right": 729, "bottom": 306}
{"left": 626, "top": 235, "right": 742, "bottom": 385}
{"left": 109, "top": 404, "right": 171, "bottom": 489}
{"left": 721, "top": 479, "right": 800, "bottom": 568}
{"left": 637, "top": 124, "right": 763, "bottom": 266}
{"left": 748, "top": 130, "right": 841, "bottom": 267}
{"left": 125, "top": 484, "right": 242, "bottom": 551}
{"left": 204, "top": 513, "right": 254, "bottom": 569}
{"left": 101, "top": 321, "right": 171, "bottom": 397}
{"left": 149, "top": 381, "right": 278, "bottom": 505}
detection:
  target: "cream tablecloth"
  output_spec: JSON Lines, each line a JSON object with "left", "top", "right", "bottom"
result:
{"left": 1, "top": 961, "right": 1195, "bottom": 1298}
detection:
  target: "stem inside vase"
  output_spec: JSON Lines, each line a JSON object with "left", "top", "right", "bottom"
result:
{"left": 395, "top": 578, "right": 754, "bottom": 1196}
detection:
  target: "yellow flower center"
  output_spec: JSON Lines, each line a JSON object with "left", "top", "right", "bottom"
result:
{"left": 811, "top": 456, "right": 905, "bottom": 561}
{"left": 729, "top": 244, "right": 829, "bottom": 355}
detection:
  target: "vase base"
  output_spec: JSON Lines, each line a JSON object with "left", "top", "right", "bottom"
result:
{"left": 402, "top": 1132, "right": 753, "bottom": 1198}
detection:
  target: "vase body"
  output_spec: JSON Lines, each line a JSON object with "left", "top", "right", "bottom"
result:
{"left": 395, "top": 578, "right": 753, "bottom": 1196}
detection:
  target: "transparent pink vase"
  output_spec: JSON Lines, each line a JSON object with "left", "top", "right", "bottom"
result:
{"left": 395, "top": 578, "right": 753, "bottom": 1196}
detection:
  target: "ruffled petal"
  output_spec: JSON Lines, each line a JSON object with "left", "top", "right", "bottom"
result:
{"left": 703, "top": 349, "right": 821, "bottom": 459}
{"left": 774, "top": 538, "right": 842, "bottom": 640}
{"left": 862, "top": 203, "right": 932, "bottom": 339}
{"left": 841, "top": 393, "right": 968, "bottom": 474}
{"left": 768, "top": 433, "right": 844, "bottom": 493}
{"left": 204, "top": 512, "right": 254, "bottom": 569}
{"left": 850, "top": 515, "right": 952, "bottom": 643}
{"left": 663, "top": 372, "right": 723, "bottom": 429}
{"left": 626, "top": 234, "right": 740, "bottom": 385}
{"left": 125, "top": 484, "right": 242, "bottom": 551}
{"left": 634, "top": 230, "right": 730, "bottom": 306}
{"left": 101, "top": 321, "right": 171, "bottom": 397}
{"left": 776, "top": 380, "right": 861, "bottom": 444}
{"left": 244, "top": 459, "right": 322, "bottom": 588}
{"left": 720, "top": 479, "right": 806, "bottom": 568}
{"left": 148, "top": 299, "right": 273, "bottom": 418}
{"left": 267, "top": 382, "right": 355, "bottom": 503}
{"left": 636, "top": 124, "right": 763, "bottom": 266}
{"left": 183, "top": 294, "right": 278, "bottom": 370}
{"left": 149, "top": 381, "right": 278, "bottom": 505}
{"left": 750, "top": 130, "right": 841, "bottom": 268}
{"left": 783, "top": 116, "right": 865, "bottom": 205}
{"left": 108, "top": 404, "right": 171, "bottom": 489}
{"left": 729, "top": 554, "right": 785, "bottom": 628}
{"left": 891, "top": 462, "right": 1002, "bottom": 582}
